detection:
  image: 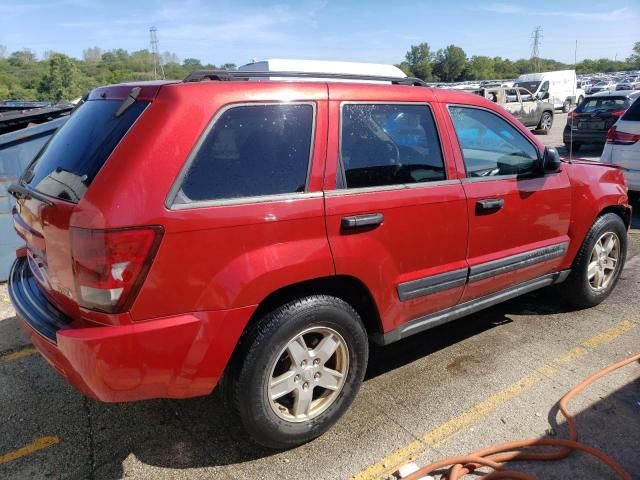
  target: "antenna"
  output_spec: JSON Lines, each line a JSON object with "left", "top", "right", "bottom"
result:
{"left": 530, "top": 26, "right": 543, "bottom": 73}
{"left": 150, "top": 26, "right": 165, "bottom": 80}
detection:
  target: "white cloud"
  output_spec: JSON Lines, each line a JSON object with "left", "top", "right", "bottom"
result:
{"left": 475, "top": 3, "right": 635, "bottom": 21}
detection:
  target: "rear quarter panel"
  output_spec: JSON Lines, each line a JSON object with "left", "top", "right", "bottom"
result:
{"left": 560, "top": 161, "right": 630, "bottom": 269}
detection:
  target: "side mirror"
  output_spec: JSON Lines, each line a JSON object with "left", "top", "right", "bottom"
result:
{"left": 542, "top": 147, "right": 562, "bottom": 173}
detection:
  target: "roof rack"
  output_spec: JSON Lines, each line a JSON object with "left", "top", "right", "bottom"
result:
{"left": 183, "top": 70, "right": 428, "bottom": 87}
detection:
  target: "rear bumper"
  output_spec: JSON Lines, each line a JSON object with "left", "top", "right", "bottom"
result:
{"left": 563, "top": 126, "right": 608, "bottom": 144}
{"left": 9, "top": 257, "right": 255, "bottom": 402}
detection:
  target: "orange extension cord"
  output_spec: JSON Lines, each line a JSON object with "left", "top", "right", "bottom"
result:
{"left": 403, "top": 353, "right": 640, "bottom": 480}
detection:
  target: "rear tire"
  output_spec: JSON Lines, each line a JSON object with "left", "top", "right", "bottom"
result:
{"left": 562, "top": 99, "right": 571, "bottom": 113}
{"left": 222, "top": 295, "right": 368, "bottom": 449}
{"left": 562, "top": 213, "right": 627, "bottom": 308}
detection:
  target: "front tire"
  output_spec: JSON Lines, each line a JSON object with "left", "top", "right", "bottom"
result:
{"left": 563, "top": 213, "right": 627, "bottom": 308}
{"left": 223, "top": 295, "right": 369, "bottom": 449}
{"left": 562, "top": 99, "right": 571, "bottom": 113}
{"left": 537, "top": 112, "right": 553, "bottom": 134}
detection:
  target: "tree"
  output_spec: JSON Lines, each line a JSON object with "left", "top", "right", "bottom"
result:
{"left": 8, "top": 49, "right": 37, "bottom": 66}
{"left": 0, "top": 45, "right": 7, "bottom": 60}
{"left": 183, "top": 58, "right": 202, "bottom": 68}
{"left": 38, "top": 53, "right": 82, "bottom": 101}
{"left": 83, "top": 47, "right": 103, "bottom": 63}
{"left": 627, "top": 41, "right": 640, "bottom": 67}
{"left": 433, "top": 45, "right": 467, "bottom": 82}
{"left": 221, "top": 63, "right": 237, "bottom": 70}
{"left": 161, "top": 51, "right": 179, "bottom": 65}
{"left": 466, "top": 56, "right": 495, "bottom": 80}
{"left": 404, "top": 43, "right": 434, "bottom": 81}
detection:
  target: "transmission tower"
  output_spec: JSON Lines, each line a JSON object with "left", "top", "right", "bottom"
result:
{"left": 530, "top": 26, "right": 543, "bottom": 72}
{"left": 150, "top": 26, "right": 165, "bottom": 80}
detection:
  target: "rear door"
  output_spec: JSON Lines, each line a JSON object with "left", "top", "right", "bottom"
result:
{"left": 324, "top": 85, "right": 469, "bottom": 333}
{"left": 443, "top": 103, "right": 572, "bottom": 302}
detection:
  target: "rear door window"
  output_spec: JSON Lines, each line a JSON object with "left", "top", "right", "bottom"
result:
{"left": 24, "top": 100, "right": 148, "bottom": 202}
{"left": 175, "top": 103, "right": 314, "bottom": 204}
{"left": 339, "top": 103, "right": 445, "bottom": 189}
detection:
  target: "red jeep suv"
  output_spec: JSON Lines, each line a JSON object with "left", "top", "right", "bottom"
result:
{"left": 8, "top": 71, "right": 631, "bottom": 448}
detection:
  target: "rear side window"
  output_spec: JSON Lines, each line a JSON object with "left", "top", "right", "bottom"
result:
{"left": 340, "top": 103, "right": 445, "bottom": 189}
{"left": 622, "top": 97, "right": 640, "bottom": 121}
{"left": 177, "top": 103, "right": 314, "bottom": 203}
{"left": 25, "top": 100, "right": 148, "bottom": 202}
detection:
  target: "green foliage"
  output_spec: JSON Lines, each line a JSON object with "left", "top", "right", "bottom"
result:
{"left": 38, "top": 53, "right": 84, "bottom": 102}
{"left": 404, "top": 43, "right": 434, "bottom": 81}
{"left": 0, "top": 41, "right": 637, "bottom": 102}
{"left": 433, "top": 45, "right": 467, "bottom": 82}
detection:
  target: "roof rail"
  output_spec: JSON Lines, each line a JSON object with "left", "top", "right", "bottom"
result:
{"left": 183, "top": 70, "right": 428, "bottom": 86}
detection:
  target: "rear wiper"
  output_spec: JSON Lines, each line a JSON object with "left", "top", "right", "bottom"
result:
{"left": 7, "top": 183, "right": 54, "bottom": 206}
{"left": 114, "top": 86, "right": 141, "bottom": 118}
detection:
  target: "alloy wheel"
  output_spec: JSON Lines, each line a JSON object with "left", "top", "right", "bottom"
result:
{"left": 587, "top": 232, "right": 620, "bottom": 291}
{"left": 267, "top": 327, "right": 349, "bottom": 422}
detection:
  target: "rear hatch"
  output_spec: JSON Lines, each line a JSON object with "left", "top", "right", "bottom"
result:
{"left": 569, "top": 96, "right": 629, "bottom": 132}
{"left": 11, "top": 84, "right": 160, "bottom": 319}
{"left": 604, "top": 98, "right": 640, "bottom": 169}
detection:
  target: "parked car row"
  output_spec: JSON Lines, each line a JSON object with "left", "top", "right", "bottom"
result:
{"left": 578, "top": 71, "right": 640, "bottom": 94}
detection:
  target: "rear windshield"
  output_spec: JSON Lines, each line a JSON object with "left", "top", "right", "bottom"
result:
{"left": 576, "top": 97, "right": 628, "bottom": 113}
{"left": 24, "top": 99, "right": 148, "bottom": 202}
{"left": 622, "top": 97, "right": 640, "bottom": 122}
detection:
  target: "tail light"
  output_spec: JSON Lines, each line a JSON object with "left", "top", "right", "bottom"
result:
{"left": 606, "top": 126, "right": 640, "bottom": 145}
{"left": 70, "top": 227, "right": 163, "bottom": 313}
{"left": 611, "top": 110, "right": 626, "bottom": 118}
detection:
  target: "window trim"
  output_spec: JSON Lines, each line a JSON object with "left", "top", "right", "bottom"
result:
{"left": 166, "top": 101, "right": 317, "bottom": 210}
{"left": 335, "top": 101, "right": 448, "bottom": 192}
{"left": 446, "top": 103, "right": 542, "bottom": 181}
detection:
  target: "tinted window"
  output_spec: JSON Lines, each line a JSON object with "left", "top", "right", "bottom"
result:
{"left": 340, "top": 104, "right": 445, "bottom": 189}
{"left": 622, "top": 97, "right": 640, "bottom": 122}
{"left": 449, "top": 106, "right": 539, "bottom": 177}
{"left": 178, "top": 104, "right": 313, "bottom": 203}
{"left": 25, "top": 100, "right": 148, "bottom": 202}
{"left": 577, "top": 97, "right": 628, "bottom": 113}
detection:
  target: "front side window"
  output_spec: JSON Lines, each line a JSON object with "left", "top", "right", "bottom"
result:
{"left": 449, "top": 106, "right": 540, "bottom": 178}
{"left": 340, "top": 104, "right": 445, "bottom": 189}
{"left": 177, "top": 103, "right": 314, "bottom": 203}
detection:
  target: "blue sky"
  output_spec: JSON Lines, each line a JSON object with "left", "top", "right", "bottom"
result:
{"left": 0, "top": 0, "right": 638, "bottom": 66}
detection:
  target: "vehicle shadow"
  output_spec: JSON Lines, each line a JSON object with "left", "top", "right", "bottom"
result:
{"left": 84, "top": 289, "right": 571, "bottom": 478}
{"left": 365, "top": 286, "right": 573, "bottom": 381}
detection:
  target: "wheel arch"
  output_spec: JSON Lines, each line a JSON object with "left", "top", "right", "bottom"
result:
{"left": 598, "top": 204, "right": 632, "bottom": 230}
{"left": 244, "top": 275, "right": 383, "bottom": 339}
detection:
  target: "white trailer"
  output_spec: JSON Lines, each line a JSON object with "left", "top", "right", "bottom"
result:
{"left": 514, "top": 70, "right": 585, "bottom": 112}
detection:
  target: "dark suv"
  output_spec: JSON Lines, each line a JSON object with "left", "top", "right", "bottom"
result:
{"left": 9, "top": 70, "right": 631, "bottom": 448}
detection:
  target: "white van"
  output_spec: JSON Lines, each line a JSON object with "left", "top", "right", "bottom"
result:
{"left": 514, "top": 70, "right": 585, "bottom": 112}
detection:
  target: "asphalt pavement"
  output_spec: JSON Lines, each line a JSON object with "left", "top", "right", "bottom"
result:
{"left": 1, "top": 117, "right": 638, "bottom": 479}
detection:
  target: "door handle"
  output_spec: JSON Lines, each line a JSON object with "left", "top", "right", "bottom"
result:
{"left": 476, "top": 198, "right": 504, "bottom": 213}
{"left": 341, "top": 213, "right": 384, "bottom": 230}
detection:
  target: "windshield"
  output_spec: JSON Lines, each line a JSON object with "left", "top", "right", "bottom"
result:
{"left": 514, "top": 81, "right": 541, "bottom": 93}
{"left": 576, "top": 97, "right": 628, "bottom": 113}
{"left": 24, "top": 99, "right": 148, "bottom": 202}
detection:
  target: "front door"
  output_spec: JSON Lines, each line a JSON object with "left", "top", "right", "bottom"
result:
{"left": 324, "top": 85, "right": 469, "bottom": 333}
{"left": 444, "top": 104, "right": 572, "bottom": 302}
